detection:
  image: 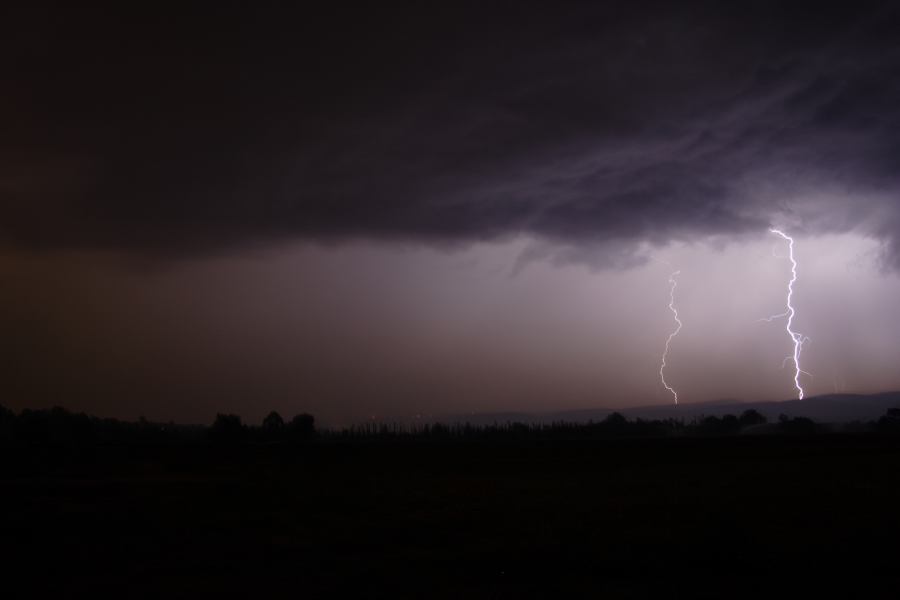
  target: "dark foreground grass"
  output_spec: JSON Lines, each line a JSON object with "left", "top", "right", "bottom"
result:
{"left": 3, "top": 435, "right": 900, "bottom": 598}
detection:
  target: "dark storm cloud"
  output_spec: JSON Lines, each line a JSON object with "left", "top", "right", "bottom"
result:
{"left": 4, "top": 1, "right": 900, "bottom": 263}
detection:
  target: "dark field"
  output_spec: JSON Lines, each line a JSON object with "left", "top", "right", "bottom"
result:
{"left": 4, "top": 436, "right": 900, "bottom": 598}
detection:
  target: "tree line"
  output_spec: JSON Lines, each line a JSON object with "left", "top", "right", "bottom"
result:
{"left": 0, "top": 406, "right": 315, "bottom": 445}
{"left": 2, "top": 404, "right": 900, "bottom": 445}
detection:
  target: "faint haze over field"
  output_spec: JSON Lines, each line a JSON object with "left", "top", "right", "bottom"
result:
{"left": 3, "top": 231, "right": 899, "bottom": 425}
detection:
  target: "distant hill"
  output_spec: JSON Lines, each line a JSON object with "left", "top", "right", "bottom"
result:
{"left": 440, "top": 392, "right": 900, "bottom": 425}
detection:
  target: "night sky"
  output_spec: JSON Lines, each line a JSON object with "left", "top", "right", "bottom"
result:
{"left": 4, "top": 2, "right": 900, "bottom": 425}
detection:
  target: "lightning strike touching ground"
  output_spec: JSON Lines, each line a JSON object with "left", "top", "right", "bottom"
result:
{"left": 659, "top": 270, "right": 683, "bottom": 405}
{"left": 766, "top": 228, "right": 808, "bottom": 400}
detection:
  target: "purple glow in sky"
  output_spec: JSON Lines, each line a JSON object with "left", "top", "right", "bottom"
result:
{"left": 3, "top": 230, "right": 899, "bottom": 424}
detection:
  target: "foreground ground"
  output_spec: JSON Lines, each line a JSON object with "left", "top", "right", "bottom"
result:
{"left": 3, "top": 435, "right": 900, "bottom": 598}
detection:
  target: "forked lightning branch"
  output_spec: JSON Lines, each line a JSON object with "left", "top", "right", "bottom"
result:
{"left": 658, "top": 228, "right": 809, "bottom": 404}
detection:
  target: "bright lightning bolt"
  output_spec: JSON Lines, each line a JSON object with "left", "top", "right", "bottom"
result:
{"left": 659, "top": 270, "right": 682, "bottom": 405}
{"left": 764, "top": 228, "right": 808, "bottom": 400}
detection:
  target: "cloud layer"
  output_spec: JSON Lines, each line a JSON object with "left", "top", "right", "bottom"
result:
{"left": 4, "top": 1, "right": 900, "bottom": 264}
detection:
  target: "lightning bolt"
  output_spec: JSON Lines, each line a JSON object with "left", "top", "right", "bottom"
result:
{"left": 659, "top": 270, "right": 682, "bottom": 405}
{"left": 763, "top": 228, "right": 808, "bottom": 400}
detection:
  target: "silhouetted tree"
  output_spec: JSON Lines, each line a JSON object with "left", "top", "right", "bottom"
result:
{"left": 695, "top": 416, "right": 719, "bottom": 434}
{"left": 287, "top": 413, "right": 315, "bottom": 442}
{"left": 210, "top": 413, "right": 247, "bottom": 444}
{"left": 778, "top": 414, "right": 817, "bottom": 434}
{"left": 262, "top": 411, "right": 285, "bottom": 434}
{"left": 12, "top": 406, "right": 96, "bottom": 444}
{"left": 425, "top": 422, "right": 451, "bottom": 438}
{"left": 599, "top": 412, "right": 629, "bottom": 436}
{"left": 604, "top": 412, "right": 627, "bottom": 427}
{"left": 876, "top": 408, "right": 900, "bottom": 433}
{"left": 692, "top": 414, "right": 741, "bottom": 435}
{"left": 739, "top": 409, "right": 767, "bottom": 427}
{"left": 721, "top": 414, "right": 740, "bottom": 433}
{"left": 16, "top": 408, "right": 49, "bottom": 443}
{"left": 0, "top": 405, "right": 14, "bottom": 443}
